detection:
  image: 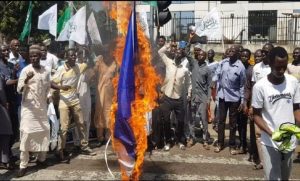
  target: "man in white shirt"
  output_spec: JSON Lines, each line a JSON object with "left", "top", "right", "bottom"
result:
{"left": 40, "top": 44, "right": 58, "bottom": 74}
{"left": 8, "top": 39, "right": 24, "bottom": 65}
{"left": 158, "top": 43, "right": 192, "bottom": 151}
{"left": 251, "top": 44, "right": 274, "bottom": 170}
{"left": 252, "top": 47, "right": 300, "bottom": 180}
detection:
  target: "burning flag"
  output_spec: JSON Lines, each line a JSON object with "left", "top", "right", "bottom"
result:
{"left": 106, "top": 2, "right": 161, "bottom": 180}
{"left": 113, "top": 6, "right": 138, "bottom": 179}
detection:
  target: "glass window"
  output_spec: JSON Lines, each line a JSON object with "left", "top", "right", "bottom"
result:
{"left": 171, "top": 11, "right": 195, "bottom": 40}
{"left": 220, "top": 1, "right": 237, "bottom": 3}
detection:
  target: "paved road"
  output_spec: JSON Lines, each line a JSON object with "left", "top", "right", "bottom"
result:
{"left": 1, "top": 125, "right": 300, "bottom": 180}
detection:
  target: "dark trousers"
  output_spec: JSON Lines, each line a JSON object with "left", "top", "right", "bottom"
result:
{"left": 150, "top": 107, "right": 164, "bottom": 148}
{"left": 218, "top": 98, "right": 240, "bottom": 148}
{"left": 237, "top": 112, "right": 248, "bottom": 150}
{"left": 8, "top": 102, "right": 19, "bottom": 152}
{"left": 249, "top": 118, "right": 259, "bottom": 161}
{"left": 159, "top": 95, "right": 185, "bottom": 144}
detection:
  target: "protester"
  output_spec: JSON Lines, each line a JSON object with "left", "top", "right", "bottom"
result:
{"left": 93, "top": 46, "right": 118, "bottom": 146}
{"left": 158, "top": 42, "right": 192, "bottom": 151}
{"left": 72, "top": 47, "right": 95, "bottom": 148}
{"left": 16, "top": 44, "right": 51, "bottom": 177}
{"left": 238, "top": 48, "right": 253, "bottom": 154}
{"left": 252, "top": 46, "right": 300, "bottom": 180}
{"left": 254, "top": 49, "right": 263, "bottom": 64}
{"left": 8, "top": 39, "right": 24, "bottom": 65}
{"left": 251, "top": 43, "right": 274, "bottom": 170}
{"left": 51, "top": 48, "right": 96, "bottom": 161}
{"left": 213, "top": 45, "right": 246, "bottom": 154}
{"left": 0, "top": 44, "right": 19, "bottom": 162}
{"left": 206, "top": 49, "right": 219, "bottom": 124}
{"left": 189, "top": 50, "right": 212, "bottom": 149}
{"left": 40, "top": 43, "right": 58, "bottom": 74}
{"left": 0, "top": 74, "right": 13, "bottom": 170}
{"left": 286, "top": 47, "right": 300, "bottom": 159}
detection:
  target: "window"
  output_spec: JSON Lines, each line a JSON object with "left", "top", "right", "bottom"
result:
{"left": 248, "top": 10, "right": 278, "bottom": 43}
{"left": 171, "top": 11, "right": 195, "bottom": 40}
{"left": 220, "top": 1, "right": 237, "bottom": 3}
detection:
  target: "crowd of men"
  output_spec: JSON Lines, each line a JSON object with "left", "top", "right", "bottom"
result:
{"left": 149, "top": 30, "right": 300, "bottom": 180}
{"left": 0, "top": 32, "right": 300, "bottom": 180}
{"left": 0, "top": 39, "right": 116, "bottom": 177}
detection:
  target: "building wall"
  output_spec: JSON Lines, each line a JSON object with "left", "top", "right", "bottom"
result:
{"left": 137, "top": 1, "right": 300, "bottom": 48}
{"left": 137, "top": 1, "right": 300, "bottom": 17}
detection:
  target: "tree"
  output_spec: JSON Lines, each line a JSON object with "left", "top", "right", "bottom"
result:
{"left": 0, "top": 1, "right": 66, "bottom": 44}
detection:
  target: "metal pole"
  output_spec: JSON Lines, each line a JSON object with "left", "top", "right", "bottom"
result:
{"left": 69, "top": 1, "right": 75, "bottom": 49}
{"left": 150, "top": 6, "right": 154, "bottom": 44}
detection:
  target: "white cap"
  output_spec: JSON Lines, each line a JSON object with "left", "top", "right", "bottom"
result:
{"left": 189, "top": 25, "right": 196, "bottom": 32}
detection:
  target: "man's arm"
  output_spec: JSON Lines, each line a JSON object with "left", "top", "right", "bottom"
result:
{"left": 207, "top": 68, "right": 212, "bottom": 103}
{"left": 253, "top": 108, "right": 272, "bottom": 136}
{"left": 293, "top": 104, "right": 300, "bottom": 126}
{"left": 239, "top": 68, "right": 246, "bottom": 105}
{"left": 157, "top": 44, "right": 171, "bottom": 66}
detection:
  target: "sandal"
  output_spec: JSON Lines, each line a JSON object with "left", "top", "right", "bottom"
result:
{"left": 229, "top": 148, "right": 238, "bottom": 155}
{"left": 214, "top": 146, "right": 223, "bottom": 153}
{"left": 253, "top": 163, "right": 263, "bottom": 170}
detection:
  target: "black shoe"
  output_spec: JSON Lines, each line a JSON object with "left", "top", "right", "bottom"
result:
{"left": 3, "top": 162, "right": 15, "bottom": 170}
{"left": 17, "top": 168, "right": 27, "bottom": 177}
{"left": 58, "top": 150, "right": 71, "bottom": 162}
{"left": 10, "top": 155, "right": 19, "bottom": 162}
{"left": 36, "top": 160, "right": 47, "bottom": 168}
{"left": 73, "top": 146, "right": 81, "bottom": 153}
{"left": 248, "top": 155, "right": 254, "bottom": 162}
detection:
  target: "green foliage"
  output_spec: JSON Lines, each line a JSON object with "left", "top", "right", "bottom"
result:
{"left": 0, "top": 1, "right": 66, "bottom": 44}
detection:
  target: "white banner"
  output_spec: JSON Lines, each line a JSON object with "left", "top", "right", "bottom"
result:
{"left": 69, "top": 6, "right": 87, "bottom": 45}
{"left": 195, "top": 7, "right": 222, "bottom": 39}
{"left": 87, "top": 12, "right": 102, "bottom": 45}
{"left": 38, "top": 4, "right": 57, "bottom": 37}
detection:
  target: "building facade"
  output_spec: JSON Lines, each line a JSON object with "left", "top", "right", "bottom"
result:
{"left": 137, "top": 1, "right": 300, "bottom": 45}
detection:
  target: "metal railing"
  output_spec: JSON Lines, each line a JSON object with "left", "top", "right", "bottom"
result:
{"left": 159, "top": 16, "right": 300, "bottom": 45}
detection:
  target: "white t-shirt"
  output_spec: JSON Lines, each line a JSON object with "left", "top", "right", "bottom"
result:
{"left": 252, "top": 74, "right": 300, "bottom": 149}
{"left": 251, "top": 61, "right": 271, "bottom": 83}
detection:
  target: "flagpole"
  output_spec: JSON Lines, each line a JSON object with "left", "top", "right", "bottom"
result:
{"left": 69, "top": 1, "right": 75, "bottom": 49}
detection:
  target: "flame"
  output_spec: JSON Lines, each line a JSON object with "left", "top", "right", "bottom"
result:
{"left": 107, "top": 2, "right": 160, "bottom": 180}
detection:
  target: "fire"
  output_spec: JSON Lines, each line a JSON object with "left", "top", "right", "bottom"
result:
{"left": 107, "top": 2, "right": 160, "bottom": 180}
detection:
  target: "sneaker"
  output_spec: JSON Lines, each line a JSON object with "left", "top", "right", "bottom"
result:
{"left": 163, "top": 144, "right": 171, "bottom": 151}
{"left": 81, "top": 147, "right": 96, "bottom": 156}
{"left": 179, "top": 143, "right": 185, "bottom": 150}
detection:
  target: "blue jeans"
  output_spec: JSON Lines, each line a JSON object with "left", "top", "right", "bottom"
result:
{"left": 261, "top": 144, "right": 294, "bottom": 180}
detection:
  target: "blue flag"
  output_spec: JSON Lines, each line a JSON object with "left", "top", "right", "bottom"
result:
{"left": 114, "top": 9, "right": 138, "bottom": 159}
